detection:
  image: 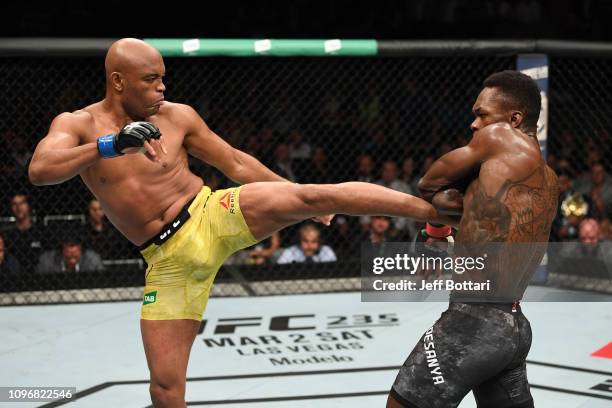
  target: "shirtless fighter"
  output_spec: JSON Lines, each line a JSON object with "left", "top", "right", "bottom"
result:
{"left": 387, "top": 71, "right": 558, "bottom": 408}
{"left": 28, "top": 38, "right": 448, "bottom": 408}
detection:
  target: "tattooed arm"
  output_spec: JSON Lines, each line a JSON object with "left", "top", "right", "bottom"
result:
{"left": 417, "top": 126, "right": 502, "bottom": 202}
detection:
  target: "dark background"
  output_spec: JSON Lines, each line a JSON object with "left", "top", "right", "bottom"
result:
{"left": 2, "top": 0, "right": 612, "bottom": 40}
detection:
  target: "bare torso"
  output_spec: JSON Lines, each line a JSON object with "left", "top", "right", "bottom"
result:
{"left": 454, "top": 123, "right": 558, "bottom": 300}
{"left": 77, "top": 101, "right": 203, "bottom": 245}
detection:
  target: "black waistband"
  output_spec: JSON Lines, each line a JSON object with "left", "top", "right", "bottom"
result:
{"left": 139, "top": 196, "right": 197, "bottom": 250}
{"left": 453, "top": 301, "right": 522, "bottom": 314}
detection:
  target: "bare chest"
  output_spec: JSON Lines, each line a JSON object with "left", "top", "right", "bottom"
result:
{"left": 80, "top": 117, "right": 188, "bottom": 184}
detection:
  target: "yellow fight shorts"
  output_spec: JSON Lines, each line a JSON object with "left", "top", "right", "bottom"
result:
{"left": 140, "top": 186, "right": 258, "bottom": 321}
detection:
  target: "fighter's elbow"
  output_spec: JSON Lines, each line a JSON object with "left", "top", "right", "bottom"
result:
{"left": 417, "top": 177, "right": 437, "bottom": 201}
{"left": 28, "top": 161, "right": 52, "bottom": 186}
{"left": 28, "top": 162, "right": 44, "bottom": 185}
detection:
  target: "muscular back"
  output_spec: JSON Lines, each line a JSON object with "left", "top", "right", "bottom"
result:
{"left": 459, "top": 129, "right": 558, "bottom": 244}
{"left": 456, "top": 124, "right": 558, "bottom": 300}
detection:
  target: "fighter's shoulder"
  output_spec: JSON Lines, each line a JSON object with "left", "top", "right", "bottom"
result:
{"left": 471, "top": 123, "right": 511, "bottom": 146}
{"left": 50, "top": 109, "right": 94, "bottom": 133}
{"left": 157, "top": 102, "right": 200, "bottom": 121}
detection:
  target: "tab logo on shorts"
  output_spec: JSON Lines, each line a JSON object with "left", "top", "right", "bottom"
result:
{"left": 143, "top": 291, "right": 157, "bottom": 305}
{"left": 219, "top": 191, "right": 236, "bottom": 214}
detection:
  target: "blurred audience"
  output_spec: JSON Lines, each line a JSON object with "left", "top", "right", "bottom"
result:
{"left": 363, "top": 215, "right": 392, "bottom": 244}
{"left": 248, "top": 232, "right": 281, "bottom": 265}
{"left": 574, "top": 162, "right": 612, "bottom": 219}
{"left": 277, "top": 224, "right": 337, "bottom": 264}
{"left": 81, "top": 199, "right": 135, "bottom": 260}
{"left": 3, "top": 193, "right": 45, "bottom": 272}
{"left": 258, "top": 127, "right": 276, "bottom": 165}
{"left": 0, "top": 130, "right": 32, "bottom": 186}
{"left": 599, "top": 218, "right": 612, "bottom": 241}
{"left": 288, "top": 130, "right": 311, "bottom": 160}
{"left": 308, "top": 146, "right": 333, "bottom": 184}
{"left": 270, "top": 143, "right": 297, "bottom": 182}
{"left": 400, "top": 157, "right": 419, "bottom": 192}
{"left": 4, "top": 72, "right": 612, "bottom": 273}
{"left": 373, "top": 160, "right": 416, "bottom": 239}
{"left": 358, "top": 82, "right": 381, "bottom": 126}
{"left": 0, "top": 233, "right": 21, "bottom": 274}
{"left": 361, "top": 130, "right": 395, "bottom": 165}
{"left": 36, "top": 237, "right": 105, "bottom": 273}
{"left": 377, "top": 160, "right": 412, "bottom": 194}
{"left": 551, "top": 170, "right": 592, "bottom": 241}
{"left": 356, "top": 154, "right": 375, "bottom": 183}
{"left": 327, "top": 215, "right": 359, "bottom": 260}
{"left": 557, "top": 218, "right": 612, "bottom": 276}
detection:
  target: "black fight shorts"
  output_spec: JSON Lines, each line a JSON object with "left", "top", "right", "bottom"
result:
{"left": 390, "top": 302, "right": 534, "bottom": 408}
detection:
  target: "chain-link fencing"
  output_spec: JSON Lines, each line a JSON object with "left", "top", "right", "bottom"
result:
{"left": 0, "top": 41, "right": 611, "bottom": 304}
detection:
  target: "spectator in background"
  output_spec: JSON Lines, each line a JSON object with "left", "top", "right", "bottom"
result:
{"left": 551, "top": 169, "right": 589, "bottom": 241}
{"left": 361, "top": 130, "right": 395, "bottom": 165}
{"left": 364, "top": 215, "right": 392, "bottom": 244}
{"left": 327, "top": 215, "right": 358, "bottom": 261}
{"left": 0, "top": 233, "right": 21, "bottom": 274}
{"left": 400, "top": 157, "right": 419, "bottom": 193}
{"left": 247, "top": 232, "right": 281, "bottom": 265}
{"left": 258, "top": 127, "right": 276, "bottom": 165}
{"left": 288, "top": 130, "right": 311, "bottom": 160}
{"left": 225, "top": 231, "right": 281, "bottom": 265}
{"left": 373, "top": 160, "right": 417, "bottom": 239}
{"left": 309, "top": 146, "right": 332, "bottom": 184}
{"left": 270, "top": 143, "right": 297, "bottom": 182}
{"left": 0, "top": 130, "right": 33, "bottom": 187}
{"left": 36, "top": 237, "right": 105, "bottom": 273}
{"left": 556, "top": 157, "right": 573, "bottom": 176}
{"left": 557, "top": 219, "right": 612, "bottom": 275}
{"left": 243, "top": 134, "right": 262, "bottom": 157}
{"left": 590, "top": 162, "right": 612, "bottom": 218}
{"left": 3, "top": 193, "right": 44, "bottom": 272}
{"left": 378, "top": 160, "right": 412, "bottom": 194}
{"left": 277, "top": 224, "right": 336, "bottom": 264}
{"left": 575, "top": 162, "right": 612, "bottom": 219}
{"left": 585, "top": 143, "right": 603, "bottom": 170}
{"left": 81, "top": 199, "right": 135, "bottom": 260}
{"left": 358, "top": 81, "right": 381, "bottom": 126}
{"left": 320, "top": 91, "right": 344, "bottom": 129}
{"left": 599, "top": 218, "right": 611, "bottom": 241}
{"left": 579, "top": 218, "right": 602, "bottom": 247}
{"left": 557, "top": 130, "right": 576, "bottom": 161}
{"left": 188, "top": 158, "right": 226, "bottom": 191}
{"left": 356, "top": 154, "right": 375, "bottom": 183}
{"left": 202, "top": 168, "right": 224, "bottom": 191}
{"left": 266, "top": 94, "right": 299, "bottom": 136}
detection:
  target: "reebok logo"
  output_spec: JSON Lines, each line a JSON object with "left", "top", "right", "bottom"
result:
{"left": 219, "top": 191, "right": 236, "bottom": 214}
{"left": 143, "top": 291, "right": 157, "bottom": 305}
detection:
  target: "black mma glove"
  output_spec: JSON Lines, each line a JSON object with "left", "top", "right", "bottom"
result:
{"left": 97, "top": 121, "right": 161, "bottom": 158}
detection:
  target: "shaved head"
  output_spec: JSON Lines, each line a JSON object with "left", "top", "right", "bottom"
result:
{"left": 104, "top": 38, "right": 166, "bottom": 120}
{"left": 105, "top": 38, "right": 163, "bottom": 80}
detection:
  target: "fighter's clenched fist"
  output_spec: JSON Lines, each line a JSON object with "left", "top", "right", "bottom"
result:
{"left": 97, "top": 121, "right": 162, "bottom": 159}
